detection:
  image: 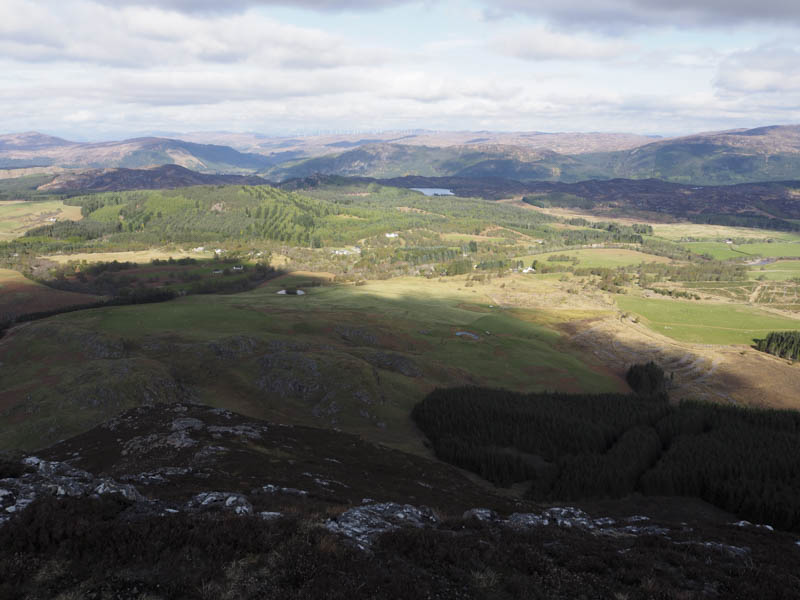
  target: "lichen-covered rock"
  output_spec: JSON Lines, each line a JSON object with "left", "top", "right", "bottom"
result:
{"left": 187, "top": 491, "right": 253, "bottom": 515}
{"left": 0, "top": 456, "right": 146, "bottom": 527}
{"left": 326, "top": 502, "right": 439, "bottom": 549}
{"left": 463, "top": 508, "right": 499, "bottom": 522}
{"left": 93, "top": 480, "right": 144, "bottom": 502}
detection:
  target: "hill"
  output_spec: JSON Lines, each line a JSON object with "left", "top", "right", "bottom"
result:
{"left": 0, "top": 134, "right": 278, "bottom": 173}
{"left": 264, "top": 143, "right": 608, "bottom": 182}
{"left": 37, "top": 164, "right": 269, "bottom": 192}
{"left": 605, "top": 125, "right": 800, "bottom": 185}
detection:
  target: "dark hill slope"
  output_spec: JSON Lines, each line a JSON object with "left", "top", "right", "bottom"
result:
{"left": 38, "top": 164, "right": 269, "bottom": 192}
{"left": 1, "top": 403, "right": 799, "bottom": 598}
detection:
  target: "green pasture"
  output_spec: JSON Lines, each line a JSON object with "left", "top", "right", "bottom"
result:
{"left": 516, "top": 248, "right": 670, "bottom": 269}
{"left": 618, "top": 295, "right": 800, "bottom": 345}
{"left": 748, "top": 260, "right": 800, "bottom": 281}
{"left": 685, "top": 241, "right": 800, "bottom": 260}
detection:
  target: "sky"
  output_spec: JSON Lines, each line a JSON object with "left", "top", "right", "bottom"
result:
{"left": 2, "top": 0, "right": 800, "bottom": 140}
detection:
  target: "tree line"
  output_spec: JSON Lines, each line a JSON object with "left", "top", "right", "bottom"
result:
{"left": 413, "top": 384, "right": 800, "bottom": 531}
{"left": 755, "top": 331, "right": 800, "bottom": 361}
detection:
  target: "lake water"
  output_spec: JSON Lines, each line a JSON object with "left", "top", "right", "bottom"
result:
{"left": 411, "top": 188, "right": 454, "bottom": 196}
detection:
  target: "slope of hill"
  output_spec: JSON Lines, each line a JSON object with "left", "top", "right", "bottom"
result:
{"left": 1, "top": 403, "right": 798, "bottom": 598}
{"left": 605, "top": 125, "right": 800, "bottom": 184}
{"left": 37, "top": 164, "right": 269, "bottom": 192}
{"left": 0, "top": 131, "right": 76, "bottom": 152}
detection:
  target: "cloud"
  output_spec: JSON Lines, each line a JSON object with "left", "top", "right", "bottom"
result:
{"left": 0, "top": 1, "right": 397, "bottom": 69}
{"left": 715, "top": 44, "right": 800, "bottom": 94}
{"left": 493, "top": 28, "right": 634, "bottom": 61}
{"left": 488, "top": 0, "right": 800, "bottom": 30}
{"left": 87, "top": 0, "right": 418, "bottom": 13}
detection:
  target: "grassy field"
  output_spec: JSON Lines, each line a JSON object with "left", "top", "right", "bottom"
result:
{"left": 685, "top": 241, "right": 800, "bottom": 260}
{"left": 41, "top": 248, "right": 214, "bottom": 264}
{"left": 515, "top": 248, "right": 671, "bottom": 269}
{"left": 748, "top": 260, "right": 800, "bottom": 281}
{"left": 651, "top": 223, "right": 800, "bottom": 242}
{"left": 0, "top": 269, "right": 101, "bottom": 319}
{"left": 0, "top": 274, "right": 625, "bottom": 452}
{"left": 0, "top": 200, "right": 83, "bottom": 241}
{"left": 617, "top": 295, "right": 800, "bottom": 345}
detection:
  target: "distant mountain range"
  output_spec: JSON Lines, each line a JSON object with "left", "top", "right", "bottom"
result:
{"left": 3, "top": 125, "right": 800, "bottom": 185}
{"left": 265, "top": 125, "right": 800, "bottom": 185}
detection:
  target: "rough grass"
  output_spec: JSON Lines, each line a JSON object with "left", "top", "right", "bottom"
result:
{"left": 0, "top": 200, "right": 83, "bottom": 241}
{"left": 0, "top": 269, "right": 101, "bottom": 319}
{"left": 40, "top": 248, "right": 213, "bottom": 264}
{"left": 0, "top": 275, "right": 625, "bottom": 453}
{"left": 652, "top": 223, "right": 800, "bottom": 242}
{"left": 617, "top": 295, "right": 800, "bottom": 345}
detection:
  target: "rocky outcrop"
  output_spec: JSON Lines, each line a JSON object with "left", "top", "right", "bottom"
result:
{"left": 0, "top": 456, "right": 146, "bottom": 526}
{"left": 326, "top": 502, "right": 440, "bottom": 550}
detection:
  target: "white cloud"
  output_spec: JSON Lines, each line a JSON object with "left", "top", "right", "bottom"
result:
{"left": 715, "top": 44, "right": 800, "bottom": 94}
{"left": 493, "top": 28, "right": 635, "bottom": 61}
{"left": 0, "top": 1, "right": 394, "bottom": 69}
